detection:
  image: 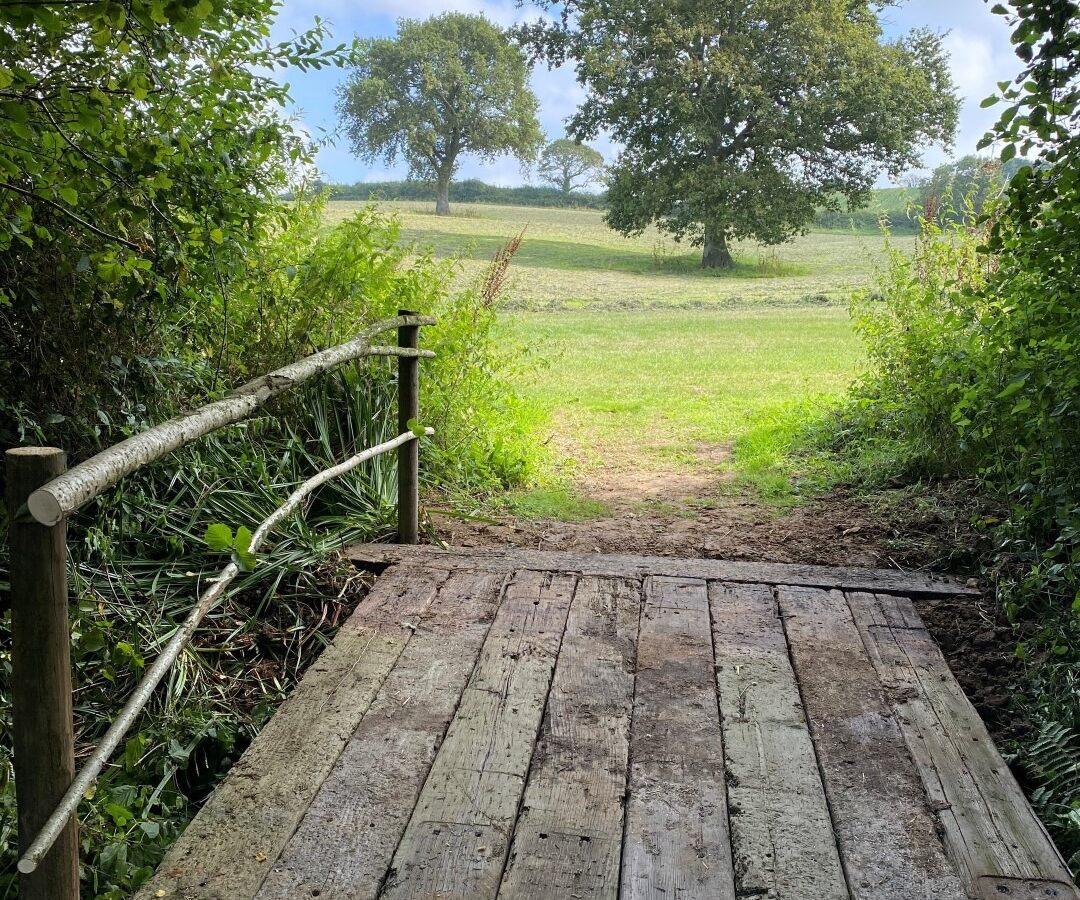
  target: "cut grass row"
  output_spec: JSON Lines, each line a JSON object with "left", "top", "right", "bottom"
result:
{"left": 327, "top": 200, "right": 909, "bottom": 309}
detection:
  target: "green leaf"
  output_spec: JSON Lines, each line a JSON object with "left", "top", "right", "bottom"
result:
{"left": 59, "top": 186, "right": 78, "bottom": 205}
{"left": 204, "top": 523, "right": 234, "bottom": 551}
{"left": 407, "top": 417, "right": 427, "bottom": 438}
{"left": 995, "top": 374, "right": 1028, "bottom": 399}
{"left": 233, "top": 525, "right": 257, "bottom": 571}
{"left": 0, "top": 67, "right": 13, "bottom": 90}
{"left": 209, "top": 227, "right": 224, "bottom": 245}
{"left": 980, "top": 94, "right": 999, "bottom": 108}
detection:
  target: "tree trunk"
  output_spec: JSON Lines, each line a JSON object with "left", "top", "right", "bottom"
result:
{"left": 561, "top": 173, "right": 572, "bottom": 195}
{"left": 702, "top": 225, "right": 734, "bottom": 269}
{"left": 435, "top": 173, "right": 450, "bottom": 215}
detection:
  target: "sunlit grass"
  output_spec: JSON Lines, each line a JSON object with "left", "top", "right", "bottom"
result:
{"left": 502, "top": 307, "right": 862, "bottom": 501}
{"left": 322, "top": 200, "right": 877, "bottom": 505}
{"left": 325, "top": 200, "right": 908, "bottom": 309}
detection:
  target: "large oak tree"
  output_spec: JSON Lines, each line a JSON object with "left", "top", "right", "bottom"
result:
{"left": 338, "top": 14, "right": 543, "bottom": 215}
{"left": 520, "top": 0, "right": 960, "bottom": 267}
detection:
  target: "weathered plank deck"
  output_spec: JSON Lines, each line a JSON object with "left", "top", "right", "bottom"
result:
{"left": 139, "top": 547, "right": 1078, "bottom": 900}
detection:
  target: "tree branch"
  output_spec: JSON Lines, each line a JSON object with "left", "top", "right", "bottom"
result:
{"left": 0, "top": 181, "right": 141, "bottom": 250}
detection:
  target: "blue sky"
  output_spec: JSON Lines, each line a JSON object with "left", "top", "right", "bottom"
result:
{"left": 272, "top": 0, "right": 1019, "bottom": 187}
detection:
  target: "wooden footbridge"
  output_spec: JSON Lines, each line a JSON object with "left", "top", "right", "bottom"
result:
{"left": 134, "top": 545, "right": 1077, "bottom": 900}
{"left": 7, "top": 314, "right": 1078, "bottom": 900}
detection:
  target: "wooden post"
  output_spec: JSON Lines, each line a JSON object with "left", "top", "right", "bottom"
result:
{"left": 5, "top": 447, "right": 79, "bottom": 900}
{"left": 397, "top": 310, "right": 420, "bottom": 545}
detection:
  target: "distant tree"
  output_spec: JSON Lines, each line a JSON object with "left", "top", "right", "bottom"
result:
{"left": 338, "top": 14, "right": 543, "bottom": 215}
{"left": 917, "top": 154, "right": 1034, "bottom": 220}
{"left": 519, "top": 0, "right": 959, "bottom": 267}
{"left": 538, "top": 139, "right": 605, "bottom": 194}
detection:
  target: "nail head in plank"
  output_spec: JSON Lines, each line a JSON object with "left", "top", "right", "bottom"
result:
{"left": 499, "top": 577, "right": 641, "bottom": 900}
{"left": 779, "top": 585, "right": 968, "bottom": 899}
{"left": 621, "top": 576, "right": 735, "bottom": 900}
{"left": 136, "top": 565, "right": 447, "bottom": 900}
{"left": 379, "top": 570, "right": 577, "bottom": 900}
{"left": 710, "top": 582, "right": 847, "bottom": 899}
{"left": 847, "top": 590, "right": 1074, "bottom": 888}
{"left": 256, "top": 569, "right": 507, "bottom": 900}
{"left": 346, "top": 545, "right": 975, "bottom": 596}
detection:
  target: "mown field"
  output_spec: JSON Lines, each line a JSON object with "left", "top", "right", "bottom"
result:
{"left": 326, "top": 200, "right": 910, "bottom": 309}
{"left": 326, "top": 200, "right": 895, "bottom": 499}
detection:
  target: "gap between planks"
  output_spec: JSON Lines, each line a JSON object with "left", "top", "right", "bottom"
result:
{"left": 346, "top": 544, "right": 976, "bottom": 597}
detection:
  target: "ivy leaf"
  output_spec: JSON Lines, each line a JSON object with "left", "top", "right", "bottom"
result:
{"left": 204, "top": 523, "right": 233, "bottom": 552}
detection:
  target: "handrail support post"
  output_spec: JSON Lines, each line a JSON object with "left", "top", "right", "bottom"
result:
{"left": 6, "top": 447, "right": 79, "bottom": 900}
{"left": 397, "top": 309, "right": 420, "bottom": 544}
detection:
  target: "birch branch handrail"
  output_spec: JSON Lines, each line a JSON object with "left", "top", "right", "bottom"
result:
{"left": 25, "top": 315, "right": 436, "bottom": 526}
{"left": 6, "top": 309, "right": 435, "bottom": 899}
{"left": 16, "top": 428, "right": 434, "bottom": 876}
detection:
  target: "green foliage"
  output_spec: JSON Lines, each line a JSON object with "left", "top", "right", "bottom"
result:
{"left": 0, "top": 1, "right": 346, "bottom": 457}
{"left": 203, "top": 524, "right": 257, "bottom": 571}
{"left": 337, "top": 13, "right": 543, "bottom": 214}
{"left": 519, "top": 0, "right": 958, "bottom": 266}
{"left": 0, "top": 6, "right": 538, "bottom": 893}
{"left": 0, "top": 199, "right": 538, "bottom": 895}
{"left": 537, "top": 139, "right": 605, "bottom": 195}
{"left": 916, "top": 154, "right": 1034, "bottom": 222}
{"left": 829, "top": 0, "right": 1080, "bottom": 865}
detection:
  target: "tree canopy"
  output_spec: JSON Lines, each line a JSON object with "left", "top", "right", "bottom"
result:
{"left": 337, "top": 14, "right": 543, "bottom": 215}
{"left": 538, "top": 139, "right": 605, "bottom": 194}
{"left": 0, "top": 0, "right": 342, "bottom": 451}
{"left": 519, "top": 0, "right": 959, "bottom": 266}
{"left": 916, "top": 154, "right": 1033, "bottom": 220}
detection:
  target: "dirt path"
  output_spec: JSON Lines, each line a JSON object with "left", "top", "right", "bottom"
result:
{"left": 434, "top": 448, "right": 902, "bottom": 568}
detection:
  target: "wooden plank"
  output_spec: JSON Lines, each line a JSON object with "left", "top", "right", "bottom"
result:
{"left": 620, "top": 577, "right": 735, "bottom": 900}
{"left": 137, "top": 564, "right": 449, "bottom": 900}
{"left": 709, "top": 582, "right": 848, "bottom": 899}
{"left": 778, "top": 585, "right": 967, "bottom": 900}
{"left": 346, "top": 544, "right": 975, "bottom": 596}
{"left": 255, "top": 569, "right": 507, "bottom": 900}
{"left": 379, "top": 569, "right": 577, "bottom": 900}
{"left": 847, "top": 590, "right": 1074, "bottom": 889}
{"left": 499, "top": 577, "right": 641, "bottom": 900}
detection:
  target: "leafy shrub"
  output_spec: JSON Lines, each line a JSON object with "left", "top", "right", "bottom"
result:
{"left": 0, "top": 197, "right": 539, "bottom": 896}
{"left": 830, "top": 0, "right": 1080, "bottom": 859}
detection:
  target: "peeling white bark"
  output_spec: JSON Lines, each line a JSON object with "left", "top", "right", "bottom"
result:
{"left": 26, "top": 316, "right": 436, "bottom": 525}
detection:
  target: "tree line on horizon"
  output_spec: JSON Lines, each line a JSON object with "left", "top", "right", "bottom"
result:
{"left": 304, "top": 151, "right": 1034, "bottom": 237}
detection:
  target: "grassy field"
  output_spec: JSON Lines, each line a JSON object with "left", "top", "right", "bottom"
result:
{"left": 507, "top": 307, "right": 861, "bottom": 502}
{"left": 326, "top": 200, "right": 910, "bottom": 309}
{"left": 326, "top": 200, "right": 891, "bottom": 506}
